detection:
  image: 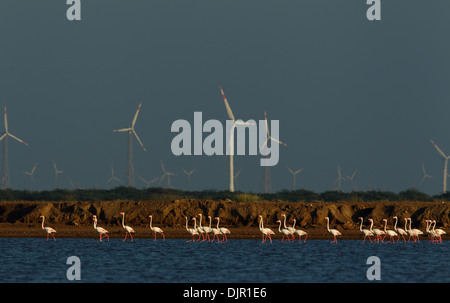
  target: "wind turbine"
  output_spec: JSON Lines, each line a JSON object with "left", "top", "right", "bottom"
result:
{"left": 219, "top": 85, "right": 254, "bottom": 192}
{"left": 136, "top": 174, "right": 159, "bottom": 189}
{"left": 106, "top": 164, "right": 121, "bottom": 185}
{"left": 113, "top": 102, "right": 147, "bottom": 187}
{"left": 346, "top": 169, "right": 358, "bottom": 191}
{"left": 24, "top": 163, "right": 38, "bottom": 190}
{"left": 0, "top": 106, "right": 29, "bottom": 189}
{"left": 333, "top": 163, "right": 346, "bottom": 191}
{"left": 420, "top": 161, "right": 433, "bottom": 187}
{"left": 233, "top": 168, "right": 241, "bottom": 191}
{"left": 430, "top": 139, "right": 449, "bottom": 193}
{"left": 53, "top": 160, "right": 63, "bottom": 189}
{"left": 158, "top": 160, "right": 176, "bottom": 188}
{"left": 287, "top": 167, "right": 303, "bottom": 190}
{"left": 261, "top": 110, "right": 287, "bottom": 193}
{"left": 182, "top": 168, "right": 196, "bottom": 188}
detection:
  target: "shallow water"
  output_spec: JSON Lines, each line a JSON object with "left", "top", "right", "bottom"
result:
{"left": 0, "top": 238, "right": 447, "bottom": 283}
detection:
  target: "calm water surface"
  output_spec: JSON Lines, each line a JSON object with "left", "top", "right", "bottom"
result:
{"left": 0, "top": 238, "right": 447, "bottom": 283}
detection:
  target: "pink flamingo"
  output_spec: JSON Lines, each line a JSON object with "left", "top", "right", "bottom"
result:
{"left": 358, "top": 217, "right": 373, "bottom": 243}
{"left": 259, "top": 215, "right": 274, "bottom": 243}
{"left": 325, "top": 217, "right": 341, "bottom": 243}
{"left": 40, "top": 216, "right": 56, "bottom": 241}
{"left": 393, "top": 216, "right": 407, "bottom": 242}
{"left": 120, "top": 212, "right": 135, "bottom": 242}
{"left": 215, "top": 217, "right": 231, "bottom": 242}
{"left": 149, "top": 215, "right": 165, "bottom": 241}
{"left": 276, "top": 220, "right": 292, "bottom": 242}
{"left": 291, "top": 218, "right": 308, "bottom": 243}
{"left": 93, "top": 215, "right": 109, "bottom": 242}
{"left": 185, "top": 216, "right": 199, "bottom": 242}
{"left": 382, "top": 218, "right": 398, "bottom": 243}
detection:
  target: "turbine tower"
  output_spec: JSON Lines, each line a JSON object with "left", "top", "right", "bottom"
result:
{"left": 182, "top": 168, "right": 196, "bottom": 188}
{"left": 333, "top": 163, "right": 346, "bottom": 191}
{"left": 158, "top": 160, "right": 176, "bottom": 188}
{"left": 430, "top": 139, "right": 449, "bottom": 193}
{"left": 0, "top": 106, "right": 29, "bottom": 189}
{"left": 219, "top": 86, "right": 253, "bottom": 192}
{"left": 261, "top": 110, "right": 287, "bottom": 193}
{"left": 113, "top": 102, "right": 147, "bottom": 187}
{"left": 24, "top": 163, "right": 38, "bottom": 190}
{"left": 287, "top": 167, "right": 303, "bottom": 190}
{"left": 53, "top": 160, "right": 63, "bottom": 189}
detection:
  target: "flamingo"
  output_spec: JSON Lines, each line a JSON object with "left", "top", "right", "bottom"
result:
{"left": 39, "top": 216, "right": 56, "bottom": 241}
{"left": 382, "top": 218, "right": 398, "bottom": 243}
{"left": 281, "top": 214, "right": 296, "bottom": 240}
{"left": 120, "top": 212, "right": 135, "bottom": 242}
{"left": 425, "top": 220, "right": 438, "bottom": 243}
{"left": 407, "top": 218, "right": 423, "bottom": 242}
{"left": 432, "top": 220, "right": 446, "bottom": 239}
{"left": 393, "top": 216, "right": 407, "bottom": 242}
{"left": 93, "top": 215, "right": 109, "bottom": 242}
{"left": 368, "top": 218, "right": 385, "bottom": 243}
{"left": 431, "top": 220, "right": 443, "bottom": 243}
{"left": 324, "top": 217, "right": 341, "bottom": 243}
{"left": 185, "top": 216, "right": 199, "bottom": 242}
{"left": 216, "top": 217, "right": 231, "bottom": 242}
{"left": 276, "top": 220, "right": 292, "bottom": 242}
{"left": 198, "top": 214, "right": 211, "bottom": 242}
{"left": 258, "top": 215, "right": 275, "bottom": 243}
{"left": 210, "top": 216, "right": 223, "bottom": 242}
{"left": 291, "top": 218, "right": 308, "bottom": 243}
{"left": 195, "top": 215, "right": 206, "bottom": 241}
{"left": 149, "top": 215, "right": 165, "bottom": 241}
{"left": 357, "top": 217, "right": 374, "bottom": 243}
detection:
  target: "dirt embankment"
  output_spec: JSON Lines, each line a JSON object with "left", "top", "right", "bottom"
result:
{"left": 0, "top": 199, "right": 448, "bottom": 239}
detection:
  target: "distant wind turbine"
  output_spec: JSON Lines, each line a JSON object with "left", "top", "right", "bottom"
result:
{"left": 53, "top": 161, "right": 63, "bottom": 189}
{"left": 261, "top": 110, "right": 287, "bottom": 193}
{"left": 219, "top": 85, "right": 254, "bottom": 192}
{"left": 333, "top": 163, "right": 346, "bottom": 191}
{"left": 346, "top": 169, "right": 358, "bottom": 191}
{"left": 137, "top": 174, "right": 159, "bottom": 189}
{"left": 106, "top": 164, "right": 121, "bottom": 185}
{"left": 113, "top": 102, "right": 147, "bottom": 187}
{"left": 158, "top": 160, "right": 176, "bottom": 188}
{"left": 287, "top": 167, "right": 303, "bottom": 190}
{"left": 0, "top": 106, "right": 30, "bottom": 189}
{"left": 234, "top": 168, "right": 241, "bottom": 191}
{"left": 24, "top": 163, "right": 38, "bottom": 190}
{"left": 420, "top": 161, "right": 433, "bottom": 186}
{"left": 182, "top": 168, "right": 196, "bottom": 188}
{"left": 430, "top": 139, "right": 449, "bottom": 193}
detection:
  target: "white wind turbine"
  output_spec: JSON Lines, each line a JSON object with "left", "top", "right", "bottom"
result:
{"left": 53, "top": 160, "right": 63, "bottom": 189}
{"left": 158, "top": 160, "right": 176, "bottom": 188}
{"left": 137, "top": 174, "right": 159, "bottom": 189}
{"left": 182, "top": 168, "right": 196, "bottom": 188}
{"left": 24, "top": 163, "right": 38, "bottom": 189}
{"left": 346, "top": 169, "right": 358, "bottom": 191}
{"left": 113, "top": 102, "right": 147, "bottom": 187}
{"left": 219, "top": 85, "right": 254, "bottom": 192}
{"left": 261, "top": 110, "right": 287, "bottom": 193}
{"left": 106, "top": 164, "right": 121, "bottom": 185}
{"left": 287, "top": 167, "right": 303, "bottom": 190}
{"left": 430, "top": 139, "right": 449, "bottom": 193}
{"left": 333, "top": 163, "right": 346, "bottom": 191}
{"left": 420, "top": 161, "right": 433, "bottom": 187}
{"left": 0, "top": 106, "right": 30, "bottom": 189}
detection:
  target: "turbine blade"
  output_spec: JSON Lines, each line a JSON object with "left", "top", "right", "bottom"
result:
{"left": 150, "top": 177, "right": 159, "bottom": 184}
{"left": 32, "top": 163, "right": 38, "bottom": 174}
{"left": 295, "top": 168, "right": 304, "bottom": 175}
{"left": 131, "top": 102, "right": 142, "bottom": 128}
{"left": 8, "top": 133, "right": 29, "bottom": 146}
{"left": 132, "top": 130, "right": 146, "bottom": 152}
{"left": 270, "top": 137, "right": 287, "bottom": 147}
{"left": 160, "top": 160, "right": 166, "bottom": 173}
{"left": 264, "top": 110, "right": 270, "bottom": 137}
{"left": 219, "top": 85, "right": 235, "bottom": 121}
{"left": 287, "top": 167, "right": 294, "bottom": 175}
{"left": 113, "top": 128, "right": 132, "bottom": 133}
{"left": 0, "top": 133, "right": 6, "bottom": 141}
{"left": 430, "top": 139, "right": 447, "bottom": 158}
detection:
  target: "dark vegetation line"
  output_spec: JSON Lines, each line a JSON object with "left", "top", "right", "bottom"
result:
{"left": 0, "top": 187, "right": 449, "bottom": 202}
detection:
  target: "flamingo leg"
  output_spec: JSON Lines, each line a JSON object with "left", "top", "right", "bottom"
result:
{"left": 304, "top": 234, "right": 308, "bottom": 243}
{"left": 46, "top": 233, "right": 49, "bottom": 241}
{"left": 50, "top": 233, "right": 56, "bottom": 241}
{"left": 130, "top": 233, "right": 134, "bottom": 242}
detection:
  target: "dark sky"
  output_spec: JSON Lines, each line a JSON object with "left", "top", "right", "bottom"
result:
{"left": 0, "top": 0, "right": 449, "bottom": 194}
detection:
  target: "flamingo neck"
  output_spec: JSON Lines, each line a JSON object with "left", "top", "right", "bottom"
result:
{"left": 369, "top": 220, "right": 374, "bottom": 231}
{"left": 283, "top": 216, "right": 288, "bottom": 229}
{"left": 209, "top": 217, "right": 212, "bottom": 229}
{"left": 216, "top": 218, "right": 220, "bottom": 229}
{"left": 326, "top": 218, "right": 330, "bottom": 232}
{"left": 432, "top": 221, "right": 436, "bottom": 232}
{"left": 193, "top": 218, "right": 196, "bottom": 229}
{"left": 404, "top": 219, "right": 408, "bottom": 231}
{"left": 393, "top": 217, "right": 398, "bottom": 230}
{"left": 93, "top": 218, "right": 97, "bottom": 229}
{"left": 292, "top": 219, "right": 296, "bottom": 229}
{"left": 409, "top": 219, "right": 412, "bottom": 231}
{"left": 278, "top": 221, "right": 282, "bottom": 232}
{"left": 41, "top": 217, "right": 45, "bottom": 229}
{"left": 185, "top": 217, "right": 188, "bottom": 230}
{"left": 121, "top": 214, "right": 125, "bottom": 228}
{"left": 149, "top": 216, "right": 153, "bottom": 229}
{"left": 359, "top": 218, "right": 363, "bottom": 231}
{"left": 198, "top": 215, "right": 202, "bottom": 228}
{"left": 383, "top": 220, "right": 387, "bottom": 232}
{"left": 259, "top": 217, "right": 263, "bottom": 230}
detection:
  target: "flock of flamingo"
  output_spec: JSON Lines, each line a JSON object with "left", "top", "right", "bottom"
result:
{"left": 38, "top": 212, "right": 446, "bottom": 244}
